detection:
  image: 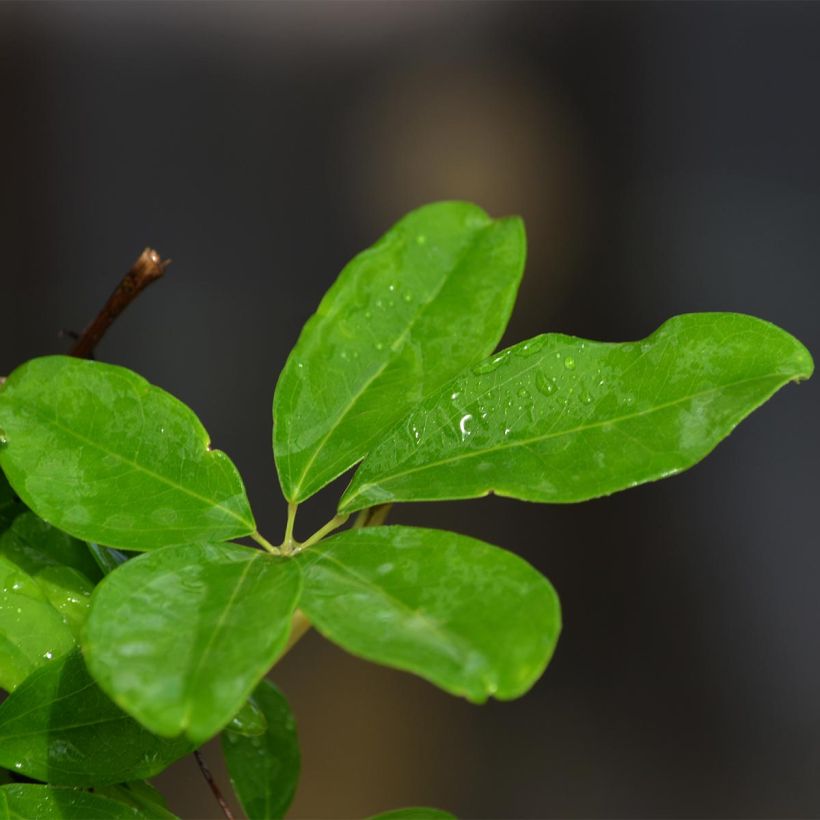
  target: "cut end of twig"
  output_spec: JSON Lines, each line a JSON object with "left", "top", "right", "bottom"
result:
{"left": 135, "top": 247, "right": 171, "bottom": 281}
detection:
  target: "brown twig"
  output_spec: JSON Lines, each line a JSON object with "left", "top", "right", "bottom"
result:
{"left": 193, "top": 749, "right": 236, "bottom": 820}
{"left": 69, "top": 247, "right": 170, "bottom": 359}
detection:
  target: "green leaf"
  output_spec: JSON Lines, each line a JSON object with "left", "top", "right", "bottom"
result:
{"left": 368, "top": 810, "right": 455, "bottom": 820}
{"left": 0, "top": 784, "right": 158, "bottom": 819}
{"left": 0, "top": 512, "right": 99, "bottom": 692}
{"left": 0, "top": 356, "right": 255, "bottom": 551}
{"left": 95, "top": 782, "right": 177, "bottom": 819}
{"left": 296, "top": 526, "right": 561, "bottom": 703}
{"left": 274, "top": 201, "right": 526, "bottom": 503}
{"left": 222, "top": 680, "right": 300, "bottom": 819}
{"left": 83, "top": 543, "right": 302, "bottom": 743}
{"left": 342, "top": 313, "right": 813, "bottom": 511}
{"left": 1, "top": 511, "right": 102, "bottom": 588}
{"left": 0, "top": 650, "right": 192, "bottom": 786}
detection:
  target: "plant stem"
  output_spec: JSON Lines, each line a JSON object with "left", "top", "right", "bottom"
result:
{"left": 70, "top": 247, "right": 170, "bottom": 359}
{"left": 352, "top": 508, "right": 371, "bottom": 529}
{"left": 368, "top": 503, "right": 393, "bottom": 527}
{"left": 300, "top": 513, "right": 349, "bottom": 550}
{"left": 282, "top": 502, "right": 298, "bottom": 553}
{"left": 250, "top": 531, "right": 281, "bottom": 555}
{"left": 279, "top": 506, "right": 393, "bottom": 657}
{"left": 193, "top": 749, "right": 235, "bottom": 820}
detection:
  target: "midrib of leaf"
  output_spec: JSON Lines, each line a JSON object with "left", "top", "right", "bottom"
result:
{"left": 179, "top": 555, "right": 261, "bottom": 731}
{"left": 305, "top": 551, "right": 480, "bottom": 670}
{"left": 288, "top": 225, "right": 493, "bottom": 500}
{"left": 347, "top": 372, "right": 789, "bottom": 502}
{"left": 20, "top": 407, "right": 253, "bottom": 532}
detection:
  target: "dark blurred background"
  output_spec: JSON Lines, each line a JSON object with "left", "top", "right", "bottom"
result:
{"left": 1, "top": 2, "right": 819, "bottom": 818}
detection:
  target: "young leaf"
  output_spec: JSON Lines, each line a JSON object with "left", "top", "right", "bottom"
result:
{"left": 222, "top": 680, "right": 300, "bottom": 819}
{"left": 0, "top": 512, "right": 99, "bottom": 692}
{"left": 83, "top": 543, "right": 301, "bottom": 743}
{"left": 0, "top": 650, "right": 192, "bottom": 786}
{"left": 368, "top": 810, "right": 456, "bottom": 820}
{"left": 0, "top": 356, "right": 255, "bottom": 551}
{"left": 341, "top": 313, "right": 813, "bottom": 511}
{"left": 0, "top": 784, "right": 164, "bottom": 819}
{"left": 296, "top": 526, "right": 561, "bottom": 703}
{"left": 273, "top": 201, "right": 526, "bottom": 503}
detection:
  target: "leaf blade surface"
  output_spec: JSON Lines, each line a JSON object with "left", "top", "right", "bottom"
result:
{"left": 0, "top": 512, "right": 99, "bottom": 692}
{"left": 83, "top": 543, "right": 301, "bottom": 743}
{"left": 0, "top": 357, "right": 254, "bottom": 550}
{"left": 296, "top": 526, "right": 561, "bottom": 702}
{"left": 0, "top": 650, "right": 192, "bottom": 786}
{"left": 274, "top": 201, "right": 526, "bottom": 502}
{"left": 221, "top": 680, "right": 300, "bottom": 819}
{"left": 342, "top": 313, "right": 813, "bottom": 510}
{"left": 0, "top": 784, "right": 161, "bottom": 819}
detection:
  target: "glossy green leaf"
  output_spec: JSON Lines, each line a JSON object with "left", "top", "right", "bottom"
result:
{"left": 0, "top": 784, "right": 158, "bottom": 819}
{"left": 95, "top": 782, "right": 177, "bottom": 819}
{"left": 0, "top": 356, "right": 255, "bottom": 550}
{"left": 368, "top": 809, "right": 455, "bottom": 820}
{"left": 296, "top": 526, "right": 561, "bottom": 703}
{"left": 222, "top": 680, "right": 300, "bottom": 819}
{"left": 83, "top": 543, "right": 301, "bottom": 743}
{"left": 0, "top": 650, "right": 192, "bottom": 786}
{"left": 0, "top": 512, "right": 99, "bottom": 692}
{"left": 342, "top": 313, "right": 813, "bottom": 511}
{"left": 274, "top": 201, "right": 526, "bottom": 503}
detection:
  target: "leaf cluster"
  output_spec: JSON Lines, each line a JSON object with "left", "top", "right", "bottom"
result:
{"left": 0, "top": 202, "right": 812, "bottom": 818}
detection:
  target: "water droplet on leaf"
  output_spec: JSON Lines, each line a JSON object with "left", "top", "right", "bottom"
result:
{"left": 564, "top": 356, "right": 576, "bottom": 370}
{"left": 535, "top": 372, "right": 556, "bottom": 396}
{"left": 459, "top": 414, "right": 473, "bottom": 439}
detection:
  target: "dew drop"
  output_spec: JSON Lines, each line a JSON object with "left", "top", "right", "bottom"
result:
{"left": 472, "top": 352, "right": 508, "bottom": 375}
{"left": 503, "top": 427, "right": 512, "bottom": 437}
{"left": 517, "top": 387, "right": 531, "bottom": 399}
{"left": 43, "top": 650, "right": 53, "bottom": 660}
{"left": 416, "top": 234, "right": 427, "bottom": 245}
{"left": 535, "top": 372, "right": 556, "bottom": 396}
{"left": 513, "top": 336, "right": 547, "bottom": 358}
{"left": 365, "top": 311, "right": 372, "bottom": 320}
{"left": 564, "top": 356, "right": 576, "bottom": 370}
{"left": 0, "top": 431, "right": 7, "bottom": 448}
{"left": 459, "top": 414, "right": 473, "bottom": 440}
{"left": 581, "top": 391, "right": 593, "bottom": 405}
{"left": 375, "top": 342, "right": 384, "bottom": 351}
{"left": 451, "top": 391, "right": 461, "bottom": 401}
{"left": 403, "top": 292, "right": 413, "bottom": 303}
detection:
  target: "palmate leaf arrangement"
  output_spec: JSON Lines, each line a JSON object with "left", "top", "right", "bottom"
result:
{"left": 0, "top": 202, "right": 813, "bottom": 820}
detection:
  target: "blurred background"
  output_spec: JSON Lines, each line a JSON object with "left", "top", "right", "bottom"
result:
{"left": 1, "top": 2, "right": 819, "bottom": 817}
